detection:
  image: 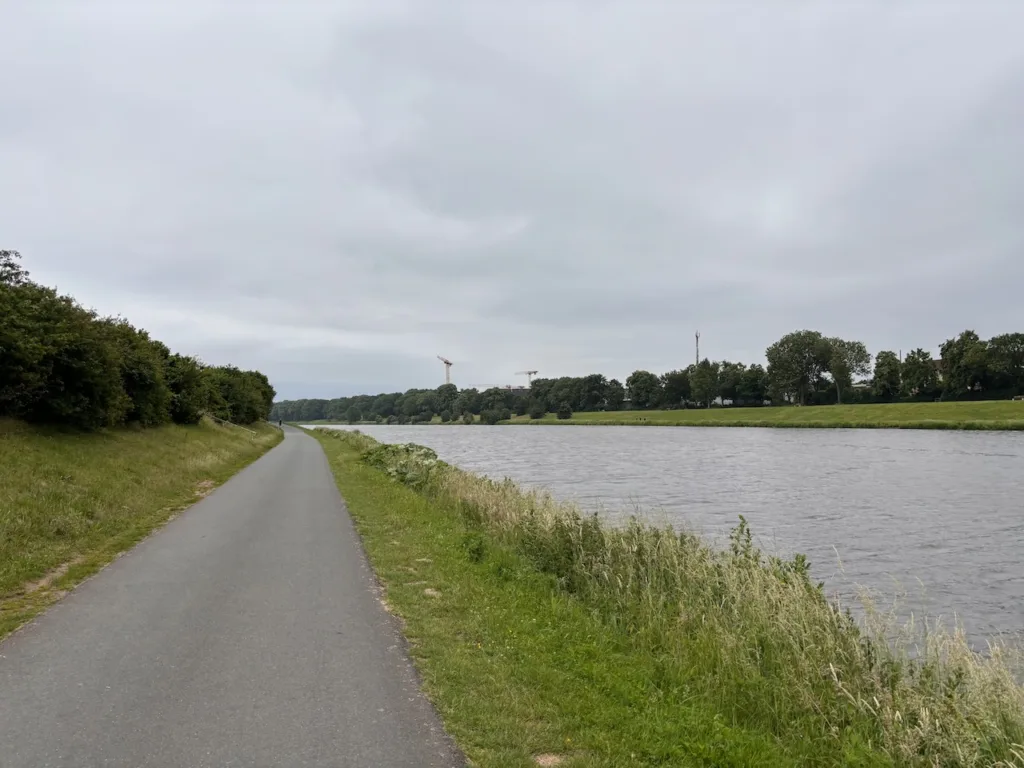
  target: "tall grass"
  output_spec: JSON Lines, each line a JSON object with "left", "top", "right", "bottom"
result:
{"left": 336, "top": 430, "right": 1024, "bottom": 766}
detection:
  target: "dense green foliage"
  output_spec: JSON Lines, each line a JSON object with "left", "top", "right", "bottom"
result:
{"left": 1, "top": 250, "right": 275, "bottom": 428}
{"left": 274, "top": 326, "right": 1023, "bottom": 424}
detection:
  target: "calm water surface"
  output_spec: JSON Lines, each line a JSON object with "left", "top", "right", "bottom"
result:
{"left": 316, "top": 424, "right": 1024, "bottom": 642}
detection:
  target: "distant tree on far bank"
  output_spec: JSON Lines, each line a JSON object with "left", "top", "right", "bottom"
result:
{"left": 737, "top": 364, "right": 768, "bottom": 405}
{"left": 605, "top": 379, "right": 626, "bottom": 411}
{"left": 479, "top": 409, "right": 502, "bottom": 425}
{"left": 872, "top": 351, "right": 902, "bottom": 401}
{"left": 626, "top": 370, "right": 662, "bottom": 409}
{"left": 556, "top": 402, "right": 573, "bottom": 420}
{"left": 826, "top": 338, "right": 871, "bottom": 404}
{"left": 269, "top": 326, "right": 1024, "bottom": 420}
{"left": 766, "top": 330, "right": 830, "bottom": 406}
{"left": 690, "top": 359, "right": 721, "bottom": 408}
{"left": 660, "top": 369, "right": 690, "bottom": 408}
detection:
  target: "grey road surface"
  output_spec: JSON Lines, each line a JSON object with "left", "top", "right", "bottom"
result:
{"left": 0, "top": 427, "right": 464, "bottom": 767}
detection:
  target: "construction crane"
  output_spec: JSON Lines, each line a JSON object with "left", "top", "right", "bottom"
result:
{"left": 437, "top": 355, "right": 454, "bottom": 385}
{"left": 516, "top": 370, "right": 538, "bottom": 385}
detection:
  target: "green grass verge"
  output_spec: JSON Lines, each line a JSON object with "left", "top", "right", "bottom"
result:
{"left": 311, "top": 429, "right": 1024, "bottom": 767}
{"left": 0, "top": 418, "right": 282, "bottom": 639}
{"left": 510, "top": 400, "right": 1024, "bottom": 430}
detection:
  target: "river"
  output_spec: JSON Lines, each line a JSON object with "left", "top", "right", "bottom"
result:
{"left": 314, "top": 424, "right": 1024, "bottom": 643}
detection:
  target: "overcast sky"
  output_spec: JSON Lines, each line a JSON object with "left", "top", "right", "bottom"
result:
{"left": 2, "top": 2, "right": 1022, "bottom": 399}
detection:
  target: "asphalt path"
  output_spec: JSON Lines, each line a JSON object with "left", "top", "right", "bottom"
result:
{"left": 0, "top": 426, "right": 463, "bottom": 767}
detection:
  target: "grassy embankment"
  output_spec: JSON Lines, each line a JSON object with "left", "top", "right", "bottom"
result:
{"left": 313, "top": 427, "right": 1024, "bottom": 768}
{"left": 0, "top": 418, "right": 282, "bottom": 639}
{"left": 511, "top": 400, "right": 1024, "bottom": 430}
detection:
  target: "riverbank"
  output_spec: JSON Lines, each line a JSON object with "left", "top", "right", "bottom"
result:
{"left": 0, "top": 418, "right": 282, "bottom": 639}
{"left": 300, "top": 400, "right": 1024, "bottom": 430}
{"left": 510, "top": 400, "right": 1024, "bottom": 429}
{"left": 312, "top": 428, "right": 1024, "bottom": 767}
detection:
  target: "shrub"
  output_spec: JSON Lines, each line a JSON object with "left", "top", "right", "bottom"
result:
{"left": 556, "top": 401, "right": 573, "bottom": 420}
{"left": 528, "top": 401, "right": 546, "bottom": 420}
{"left": 1, "top": 250, "right": 275, "bottom": 429}
{"left": 165, "top": 354, "right": 208, "bottom": 425}
{"left": 479, "top": 409, "right": 502, "bottom": 425}
{"left": 440, "top": 409, "right": 452, "bottom": 423}
{"left": 462, "top": 412, "right": 474, "bottom": 425}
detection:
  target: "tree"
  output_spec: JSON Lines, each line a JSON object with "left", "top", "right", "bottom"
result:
{"left": 454, "top": 387, "right": 482, "bottom": 416}
{"left": 626, "top": 370, "right": 662, "bottom": 409}
{"left": 737, "top": 364, "right": 768, "bottom": 405}
{"left": 440, "top": 409, "right": 452, "bottom": 423}
{"left": 717, "top": 361, "right": 745, "bottom": 405}
{"left": 826, "top": 338, "right": 871, "bottom": 404}
{"left": 766, "top": 330, "right": 831, "bottom": 405}
{"left": 513, "top": 397, "right": 529, "bottom": 416}
{"left": 0, "top": 249, "right": 29, "bottom": 286}
{"left": 106, "top": 320, "right": 172, "bottom": 426}
{"left": 479, "top": 409, "right": 503, "bottom": 425}
{"left": 371, "top": 393, "right": 398, "bottom": 419}
{"left": 480, "top": 387, "right": 513, "bottom": 412}
{"left": 578, "top": 374, "right": 608, "bottom": 411}
{"left": 605, "top": 379, "right": 625, "bottom": 411}
{"left": 690, "top": 359, "right": 720, "bottom": 408}
{"left": 660, "top": 369, "right": 690, "bottom": 408}
{"left": 872, "top": 351, "right": 902, "bottom": 401}
{"left": 940, "top": 330, "right": 990, "bottom": 399}
{"left": 435, "top": 383, "right": 458, "bottom": 414}
{"left": 901, "top": 348, "right": 939, "bottom": 399}
{"left": 988, "top": 333, "right": 1024, "bottom": 394}
{"left": 462, "top": 412, "right": 474, "bottom": 425}
{"left": 528, "top": 400, "right": 546, "bottom": 419}
{"left": 165, "top": 354, "right": 208, "bottom": 424}
{"left": 346, "top": 406, "right": 361, "bottom": 424}
{"left": 556, "top": 402, "right": 573, "bottom": 420}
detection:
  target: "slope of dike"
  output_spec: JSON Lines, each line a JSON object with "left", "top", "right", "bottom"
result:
{"left": 0, "top": 418, "right": 282, "bottom": 638}
{"left": 311, "top": 427, "right": 1024, "bottom": 767}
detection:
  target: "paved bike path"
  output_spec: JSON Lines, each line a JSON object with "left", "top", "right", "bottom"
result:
{"left": 0, "top": 426, "right": 463, "bottom": 767}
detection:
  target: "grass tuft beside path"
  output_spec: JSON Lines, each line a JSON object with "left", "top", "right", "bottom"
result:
{"left": 312, "top": 429, "right": 1024, "bottom": 767}
{"left": 0, "top": 418, "right": 281, "bottom": 639}
{"left": 510, "top": 400, "right": 1024, "bottom": 430}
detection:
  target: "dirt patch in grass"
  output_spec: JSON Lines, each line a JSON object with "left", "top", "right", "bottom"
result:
{"left": 534, "top": 754, "right": 565, "bottom": 766}
{"left": 194, "top": 479, "right": 217, "bottom": 498}
{"left": 24, "top": 556, "right": 85, "bottom": 594}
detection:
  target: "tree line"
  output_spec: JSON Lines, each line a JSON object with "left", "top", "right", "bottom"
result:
{"left": 272, "top": 328, "right": 1023, "bottom": 425}
{"left": 1, "top": 250, "right": 276, "bottom": 429}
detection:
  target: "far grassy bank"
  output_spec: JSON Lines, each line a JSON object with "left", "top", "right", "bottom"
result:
{"left": 510, "top": 400, "right": 1024, "bottom": 430}
{"left": 313, "top": 428, "right": 1024, "bottom": 767}
{"left": 0, "top": 418, "right": 282, "bottom": 639}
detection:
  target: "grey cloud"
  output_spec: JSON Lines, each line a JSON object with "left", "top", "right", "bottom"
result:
{"left": 2, "top": 1, "right": 1023, "bottom": 398}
